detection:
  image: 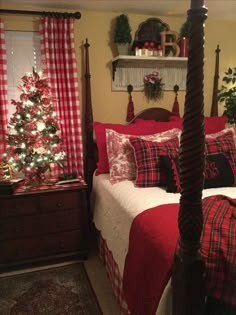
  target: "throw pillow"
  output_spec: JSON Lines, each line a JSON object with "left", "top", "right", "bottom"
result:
{"left": 204, "top": 153, "right": 235, "bottom": 188}
{"left": 106, "top": 128, "right": 182, "bottom": 184}
{"left": 162, "top": 131, "right": 236, "bottom": 193}
{"left": 169, "top": 115, "right": 228, "bottom": 134}
{"left": 130, "top": 136, "right": 179, "bottom": 187}
{"left": 161, "top": 156, "right": 180, "bottom": 193}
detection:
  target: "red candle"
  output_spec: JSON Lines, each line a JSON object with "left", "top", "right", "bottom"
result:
{"left": 180, "top": 37, "right": 189, "bottom": 57}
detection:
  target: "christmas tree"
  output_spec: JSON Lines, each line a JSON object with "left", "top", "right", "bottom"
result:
{"left": 2, "top": 69, "right": 66, "bottom": 184}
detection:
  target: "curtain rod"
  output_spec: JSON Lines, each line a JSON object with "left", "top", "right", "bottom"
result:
{"left": 0, "top": 9, "right": 81, "bottom": 19}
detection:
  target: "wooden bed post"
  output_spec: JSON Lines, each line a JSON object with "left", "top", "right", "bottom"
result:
{"left": 83, "top": 38, "right": 95, "bottom": 193}
{"left": 211, "top": 45, "right": 221, "bottom": 116}
{"left": 172, "top": 1, "right": 208, "bottom": 315}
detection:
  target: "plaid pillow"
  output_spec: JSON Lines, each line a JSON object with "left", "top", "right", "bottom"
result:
{"left": 130, "top": 136, "right": 179, "bottom": 187}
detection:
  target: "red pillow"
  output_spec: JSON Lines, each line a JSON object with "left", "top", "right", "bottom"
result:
{"left": 169, "top": 115, "right": 182, "bottom": 122}
{"left": 169, "top": 115, "right": 228, "bottom": 134}
{"left": 94, "top": 120, "right": 182, "bottom": 175}
{"left": 204, "top": 116, "right": 228, "bottom": 133}
{"left": 130, "top": 136, "right": 179, "bottom": 187}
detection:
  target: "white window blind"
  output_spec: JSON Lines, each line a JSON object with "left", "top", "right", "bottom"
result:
{"left": 5, "top": 31, "right": 41, "bottom": 120}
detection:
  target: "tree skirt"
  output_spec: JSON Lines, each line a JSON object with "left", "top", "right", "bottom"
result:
{"left": 0, "top": 263, "right": 102, "bottom": 315}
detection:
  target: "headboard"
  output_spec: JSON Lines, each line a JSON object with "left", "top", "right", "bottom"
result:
{"left": 83, "top": 42, "right": 221, "bottom": 192}
{"left": 128, "top": 107, "right": 173, "bottom": 123}
{"left": 83, "top": 1, "right": 220, "bottom": 314}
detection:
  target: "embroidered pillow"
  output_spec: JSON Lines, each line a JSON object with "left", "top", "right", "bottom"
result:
{"left": 106, "top": 128, "right": 182, "bottom": 184}
{"left": 130, "top": 137, "right": 179, "bottom": 187}
{"left": 205, "top": 131, "right": 236, "bottom": 183}
{"left": 204, "top": 153, "right": 235, "bottom": 188}
{"left": 162, "top": 153, "right": 236, "bottom": 193}
{"left": 162, "top": 130, "right": 236, "bottom": 193}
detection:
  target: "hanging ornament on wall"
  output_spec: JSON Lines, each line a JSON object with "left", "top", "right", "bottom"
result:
{"left": 126, "top": 84, "right": 135, "bottom": 122}
{"left": 171, "top": 84, "right": 180, "bottom": 117}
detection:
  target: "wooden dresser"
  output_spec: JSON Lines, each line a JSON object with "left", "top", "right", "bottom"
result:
{"left": 0, "top": 182, "right": 89, "bottom": 271}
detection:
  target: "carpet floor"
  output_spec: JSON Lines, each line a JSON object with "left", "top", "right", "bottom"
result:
{"left": 0, "top": 262, "right": 103, "bottom": 315}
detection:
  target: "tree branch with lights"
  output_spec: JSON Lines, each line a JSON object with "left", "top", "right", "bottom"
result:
{"left": 2, "top": 69, "right": 66, "bottom": 185}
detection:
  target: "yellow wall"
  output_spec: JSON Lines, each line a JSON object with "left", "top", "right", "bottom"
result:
{"left": 1, "top": 3, "right": 235, "bottom": 123}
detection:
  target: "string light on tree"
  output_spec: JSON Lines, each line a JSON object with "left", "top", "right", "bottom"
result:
{"left": 2, "top": 68, "right": 66, "bottom": 185}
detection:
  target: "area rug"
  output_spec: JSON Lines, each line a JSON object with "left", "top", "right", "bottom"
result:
{"left": 0, "top": 263, "right": 103, "bottom": 315}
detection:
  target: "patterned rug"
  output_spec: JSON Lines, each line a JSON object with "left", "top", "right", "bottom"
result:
{"left": 0, "top": 263, "right": 103, "bottom": 315}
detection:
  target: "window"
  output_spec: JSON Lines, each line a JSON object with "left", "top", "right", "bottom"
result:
{"left": 5, "top": 31, "right": 41, "bottom": 120}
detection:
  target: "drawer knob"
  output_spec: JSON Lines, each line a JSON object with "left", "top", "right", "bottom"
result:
{"left": 57, "top": 202, "right": 63, "bottom": 208}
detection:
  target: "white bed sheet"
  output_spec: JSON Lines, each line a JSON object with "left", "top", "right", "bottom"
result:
{"left": 91, "top": 173, "right": 236, "bottom": 314}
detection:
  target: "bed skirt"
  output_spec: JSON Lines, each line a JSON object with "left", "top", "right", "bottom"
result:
{"left": 97, "top": 230, "right": 130, "bottom": 315}
{"left": 97, "top": 229, "right": 236, "bottom": 315}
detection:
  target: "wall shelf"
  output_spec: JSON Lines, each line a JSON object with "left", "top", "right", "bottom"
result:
{"left": 111, "top": 55, "right": 188, "bottom": 91}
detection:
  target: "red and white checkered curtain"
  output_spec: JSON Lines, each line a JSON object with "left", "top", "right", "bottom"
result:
{"left": 0, "top": 18, "right": 8, "bottom": 159}
{"left": 40, "top": 17, "right": 84, "bottom": 178}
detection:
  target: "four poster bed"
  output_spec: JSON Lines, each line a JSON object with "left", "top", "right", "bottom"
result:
{"left": 83, "top": 1, "right": 236, "bottom": 315}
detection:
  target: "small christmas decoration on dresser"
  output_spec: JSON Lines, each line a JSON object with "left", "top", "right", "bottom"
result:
{"left": 57, "top": 172, "right": 81, "bottom": 184}
{"left": 2, "top": 68, "right": 66, "bottom": 187}
{"left": 0, "top": 161, "right": 15, "bottom": 180}
{"left": 143, "top": 71, "right": 164, "bottom": 101}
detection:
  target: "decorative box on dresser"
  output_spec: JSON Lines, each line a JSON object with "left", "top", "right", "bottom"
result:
{"left": 0, "top": 182, "right": 89, "bottom": 271}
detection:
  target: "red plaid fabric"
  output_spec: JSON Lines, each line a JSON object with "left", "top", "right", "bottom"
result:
{"left": 130, "top": 136, "right": 179, "bottom": 187}
{"left": 201, "top": 195, "right": 236, "bottom": 306}
{"left": 205, "top": 131, "right": 236, "bottom": 184}
{"left": 0, "top": 18, "right": 8, "bottom": 158}
{"left": 98, "top": 232, "right": 130, "bottom": 315}
{"left": 40, "top": 17, "right": 84, "bottom": 178}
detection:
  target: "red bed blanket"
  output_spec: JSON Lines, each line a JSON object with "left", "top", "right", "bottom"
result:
{"left": 123, "top": 195, "right": 236, "bottom": 315}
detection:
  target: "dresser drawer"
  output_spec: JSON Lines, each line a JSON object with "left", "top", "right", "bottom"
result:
{"left": 0, "top": 230, "right": 82, "bottom": 264}
{"left": 0, "top": 196, "right": 37, "bottom": 217}
{"left": 0, "top": 237, "right": 43, "bottom": 262}
{"left": 0, "top": 215, "right": 39, "bottom": 241}
{"left": 0, "top": 210, "right": 81, "bottom": 241}
{"left": 39, "top": 210, "right": 81, "bottom": 234}
{"left": 40, "top": 230, "right": 82, "bottom": 255}
{"left": 40, "top": 191, "right": 80, "bottom": 212}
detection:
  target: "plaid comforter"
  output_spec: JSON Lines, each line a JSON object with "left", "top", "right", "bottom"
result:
{"left": 123, "top": 194, "right": 236, "bottom": 315}
{"left": 201, "top": 195, "right": 236, "bottom": 306}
